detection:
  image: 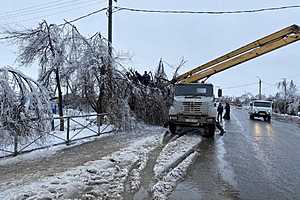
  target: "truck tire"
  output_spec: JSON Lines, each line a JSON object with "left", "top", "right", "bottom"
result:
{"left": 250, "top": 115, "right": 254, "bottom": 120}
{"left": 169, "top": 122, "right": 177, "bottom": 135}
{"left": 204, "top": 124, "right": 215, "bottom": 138}
{"left": 267, "top": 115, "right": 271, "bottom": 122}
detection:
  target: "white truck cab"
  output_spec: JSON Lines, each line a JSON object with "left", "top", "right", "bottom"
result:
{"left": 169, "top": 83, "right": 217, "bottom": 137}
{"left": 249, "top": 100, "right": 272, "bottom": 122}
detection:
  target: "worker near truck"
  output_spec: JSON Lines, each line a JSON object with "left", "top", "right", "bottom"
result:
{"left": 217, "top": 103, "right": 223, "bottom": 122}
{"left": 223, "top": 102, "right": 231, "bottom": 120}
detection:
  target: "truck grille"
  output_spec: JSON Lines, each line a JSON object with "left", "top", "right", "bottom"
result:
{"left": 182, "top": 102, "right": 208, "bottom": 114}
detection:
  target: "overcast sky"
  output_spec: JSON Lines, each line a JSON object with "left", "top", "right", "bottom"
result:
{"left": 1, "top": 0, "right": 300, "bottom": 96}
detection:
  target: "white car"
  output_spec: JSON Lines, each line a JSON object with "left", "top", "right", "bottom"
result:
{"left": 249, "top": 100, "right": 272, "bottom": 122}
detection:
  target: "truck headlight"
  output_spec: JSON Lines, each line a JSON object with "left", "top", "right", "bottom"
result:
{"left": 207, "top": 118, "right": 214, "bottom": 122}
{"left": 170, "top": 115, "right": 177, "bottom": 120}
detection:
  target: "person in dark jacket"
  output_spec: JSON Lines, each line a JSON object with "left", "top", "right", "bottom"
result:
{"left": 223, "top": 102, "right": 231, "bottom": 120}
{"left": 217, "top": 103, "right": 223, "bottom": 122}
{"left": 142, "top": 71, "right": 150, "bottom": 86}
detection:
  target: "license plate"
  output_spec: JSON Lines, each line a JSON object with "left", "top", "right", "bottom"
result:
{"left": 185, "top": 119, "right": 198, "bottom": 123}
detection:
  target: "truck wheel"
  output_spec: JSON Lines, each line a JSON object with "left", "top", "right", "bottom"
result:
{"left": 169, "top": 123, "right": 177, "bottom": 135}
{"left": 250, "top": 115, "right": 254, "bottom": 120}
{"left": 267, "top": 116, "right": 271, "bottom": 122}
{"left": 204, "top": 125, "right": 215, "bottom": 138}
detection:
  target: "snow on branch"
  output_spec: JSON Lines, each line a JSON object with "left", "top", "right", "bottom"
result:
{"left": 0, "top": 67, "right": 50, "bottom": 146}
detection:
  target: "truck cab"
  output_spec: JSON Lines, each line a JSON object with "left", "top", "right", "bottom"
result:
{"left": 249, "top": 100, "right": 272, "bottom": 122}
{"left": 169, "top": 83, "right": 216, "bottom": 137}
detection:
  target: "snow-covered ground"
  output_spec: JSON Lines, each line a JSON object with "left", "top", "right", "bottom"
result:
{"left": 0, "top": 135, "right": 160, "bottom": 200}
{"left": 273, "top": 112, "right": 300, "bottom": 123}
{"left": 0, "top": 125, "right": 203, "bottom": 200}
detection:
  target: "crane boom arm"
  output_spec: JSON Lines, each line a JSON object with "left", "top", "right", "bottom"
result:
{"left": 175, "top": 24, "right": 300, "bottom": 84}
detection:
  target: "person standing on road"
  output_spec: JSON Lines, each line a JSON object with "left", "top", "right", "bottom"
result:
{"left": 223, "top": 102, "right": 231, "bottom": 120}
{"left": 217, "top": 103, "right": 223, "bottom": 122}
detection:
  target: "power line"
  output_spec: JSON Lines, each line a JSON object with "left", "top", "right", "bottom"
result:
{"left": 0, "top": 0, "right": 104, "bottom": 21}
{"left": 0, "top": 0, "right": 82, "bottom": 17}
{"left": 63, "top": 7, "right": 107, "bottom": 25}
{"left": 114, "top": 5, "right": 300, "bottom": 15}
{"left": 222, "top": 82, "right": 257, "bottom": 89}
{"left": 0, "top": 7, "right": 108, "bottom": 40}
{"left": 261, "top": 80, "right": 276, "bottom": 86}
{"left": 0, "top": 5, "right": 107, "bottom": 29}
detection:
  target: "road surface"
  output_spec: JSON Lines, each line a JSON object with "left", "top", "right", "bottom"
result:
{"left": 170, "top": 108, "right": 300, "bottom": 200}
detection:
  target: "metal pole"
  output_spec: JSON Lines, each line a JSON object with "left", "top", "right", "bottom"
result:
{"left": 284, "top": 80, "right": 287, "bottom": 114}
{"left": 66, "top": 117, "right": 70, "bottom": 145}
{"left": 98, "top": 114, "right": 101, "bottom": 136}
{"left": 108, "top": 0, "right": 113, "bottom": 57}
{"left": 259, "top": 79, "right": 262, "bottom": 100}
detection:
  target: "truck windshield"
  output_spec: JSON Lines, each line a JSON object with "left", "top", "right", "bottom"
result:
{"left": 254, "top": 102, "right": 272, "bottom": 107}
{"left": 175, "top": 84, "right": 213, "bottom": 97}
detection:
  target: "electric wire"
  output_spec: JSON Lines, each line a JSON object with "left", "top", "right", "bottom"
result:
{"left": 1, "top": 0, "right": 84, "bottom": 16}
{"left": 0, "top": 0, "right": 105, "bottom": 21}
{"left": 61, "top": 7, "right": 108, "bottom": 25}
{"left": 0, "top": 5, "right": 107, "bottom": 29}
{"left": 222, "top": 82, "right": 257, "bottom": 90}
{"left": 114, "top": 5, "right": 300, "bottom": 15}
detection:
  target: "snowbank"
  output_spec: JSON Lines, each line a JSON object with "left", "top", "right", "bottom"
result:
{"left": 0, "top": 135, "right": 160, "bottom": 200}
{"left": 154, "top": 134, "right": 201, "bottom": 178}
{"left": 273, "top": 112, "right": 300, "bottom": 123}
{"left": 148, "top": 134, "right": 201, "bottom": 199}
{"left": 151, "top": 152, "right": 198, "bottom": 200}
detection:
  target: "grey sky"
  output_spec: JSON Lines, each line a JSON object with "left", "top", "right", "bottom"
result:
{"left": 1, "top": 0, "right": 300, "bottom": 96}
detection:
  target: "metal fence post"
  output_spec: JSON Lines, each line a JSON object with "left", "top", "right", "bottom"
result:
{"left": 13, "top": 132, "right": 18, "bottom": 156}
{"left": 97, "top": 114, "right": 100, "bottom": 136}
{"left": 51, "top": 118, "right": 55, "bottom": 131}
{"left": 66, "top": 117, "right": 70, "bottom": 145}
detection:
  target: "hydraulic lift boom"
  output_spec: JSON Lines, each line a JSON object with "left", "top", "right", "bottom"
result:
{"left": 174, "top": 24, "right": 300, "bottom": 84}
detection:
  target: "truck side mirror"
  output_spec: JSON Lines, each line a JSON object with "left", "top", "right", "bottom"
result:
{"left": 218, "top": 89, "right": 222, "bottom": 97}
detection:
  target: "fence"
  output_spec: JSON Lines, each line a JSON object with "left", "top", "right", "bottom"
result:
{"left": 0, "top": 113, "right": 113, "bottom": 159}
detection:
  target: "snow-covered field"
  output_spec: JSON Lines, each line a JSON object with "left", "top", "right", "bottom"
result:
{"left": 0, "top": 127, "right": 203, "bottom": 200}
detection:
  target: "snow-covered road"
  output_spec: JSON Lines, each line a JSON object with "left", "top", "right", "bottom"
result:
{"left": 0, "top": 126, "right": 203, "bottom": 200}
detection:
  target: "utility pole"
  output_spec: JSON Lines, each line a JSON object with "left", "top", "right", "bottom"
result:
{"left": 108, "top": 0, "right": 113, "bottom": 57}
{"left": 257, "top": 76, "right": 262, "bottom": 100}
{"left": 283, "top": 78, "right": 287, "bottom": 114}
{"left": 259, "top": 78, "right": 262, "bottom": 100}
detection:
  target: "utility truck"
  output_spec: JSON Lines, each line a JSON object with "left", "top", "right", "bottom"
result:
{"left": 249, "top": 100, "right": 272, "bottom": 122}
{"left": 168, "top": 24, "right": 300, "bottom": 137}
{"left": 169, "top": 83, "right": 217, "bottom": 137}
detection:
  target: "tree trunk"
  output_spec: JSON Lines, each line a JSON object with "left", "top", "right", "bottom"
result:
{"left": 55, "top": 67, "right": 64, "bottom": 131}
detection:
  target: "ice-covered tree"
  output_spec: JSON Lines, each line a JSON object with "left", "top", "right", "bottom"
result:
{"left": 5, "top": 21, "right": 67, "bottom": 130}
{"left": 154, "top": 59, "right": 167, "bottom": 88}
{"left": 0, "top": 67, "right": 50, "bottom": 147}
{"left": 59, "top": 22, "right": 132, "bottom": 129}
